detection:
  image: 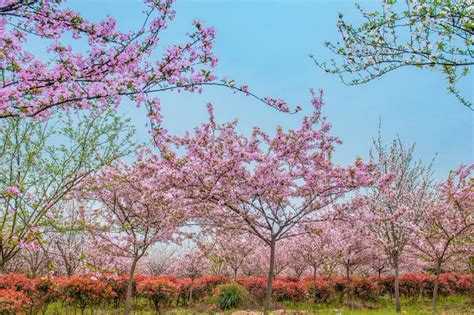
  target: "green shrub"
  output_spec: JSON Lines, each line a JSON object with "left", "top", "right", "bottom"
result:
{"left": 214, "top": 283, "right": 247, "bottom": 310}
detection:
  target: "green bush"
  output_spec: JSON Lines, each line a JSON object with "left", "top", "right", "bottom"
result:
{"left": 214, "top": 283, "right": 247, "bottom": 310}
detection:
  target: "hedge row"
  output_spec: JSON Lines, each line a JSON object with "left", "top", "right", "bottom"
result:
{"left": 0, "top": 273, "right": 471, "bottom": 312}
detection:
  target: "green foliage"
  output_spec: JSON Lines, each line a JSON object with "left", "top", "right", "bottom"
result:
{"left": 0, "top": 109, "right": 137, "bottom": 268}
{"left": 214, "top": 283, "right": 247, "bottom": 310}
{"left": 313, "top": 0, "right": 474, "bottom": 109}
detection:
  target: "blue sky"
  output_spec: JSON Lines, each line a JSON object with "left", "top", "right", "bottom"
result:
{"left": 71, "top": 0, "right": 473, "bottom": 180}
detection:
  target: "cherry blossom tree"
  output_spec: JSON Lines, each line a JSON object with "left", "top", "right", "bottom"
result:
{"left": 83, "top": 152, "right": 186, "bottom": 315}
{"left": 241, "top": 249, "right": 267, "bottom": 277}
{"left": 314, "top": 0, "right": 474, "bottom": 108}
{"left": 0, "top": 109, "right": 135, "bottom": 271}
{"left": 286, "top": 238, "right": 308, "bottom": 279}
{"left": 0, "top": 0, "right": 296, "bottom": 120}
{"left": 366, "top": 250, "right": 391, "bottom": 280}
{"left": 159, "top": 92, "right": 372, "bottom": 312}
{"left": 295, "top": 222, "right": 341, "bottom": 302}
{"left": 411, "top": 164, "right": 473, "bottom": 313}
{"left": 170, "top": 249, "right": 211, "bottom": 303}
{"left": 199, "top": 230, "right": 256, "bottom": 280}
{"left": 144, "top": 245, "right": 178, "bottom": 276}
{"left": 334, "top": 220, "right": 370, "bottom": 280}
{"left": 348, "top": 137, "right": 433, "bottom": 313}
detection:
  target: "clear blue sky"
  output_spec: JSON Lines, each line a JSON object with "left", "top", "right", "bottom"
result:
{"left": 71, "top": 0, "right": 473, "bottom": 180}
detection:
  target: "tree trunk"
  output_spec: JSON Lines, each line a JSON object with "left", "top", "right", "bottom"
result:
{"left": 431, "top": 261, "right": 442, "bottom": 314}
{"left": 124, "top": 256, "right": 139, "bottom": 315}
{"left": 263, "top": 238, "right": 276, "bottom": 314}
{"left": 345, "top": 265, "right": 350, "bottom": 281}
{"left": 394, "top": 260, "right": 401, "bottom": 313}
{"left": 312, "top": 266, "right": 318, "bottom": 303}
{"left": 188, "top": 280, "right": 194, "bottom": 304}
{"left": 471, "top": 266, "right": 474, "bottom": 307}
{"left": 233, "top": 268, "right": 238, "bottom": 281}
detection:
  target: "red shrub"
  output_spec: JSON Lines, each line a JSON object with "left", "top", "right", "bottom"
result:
{"left": 236, "top": 277, "right": 267, "bottom": 302}
{"left": 302, "top": 278, "right": 333, "bottom": 303}
{"left": 30, "top": 277, "right": 58, "bottom": 312}
{"left": 455, "top": 274, "right": 472, "bottom": 295}
{"left": 56, "top": 275, "right": 115, "bottom": 311}
{"left": 136, "top": 277, "right": 178, "bottom": 311}
{"left": 0, "top": 271, "right": 469, "bottom": 309}
{"left": 0, "top": 289, "right": 31, "bottom": 312}
{"left": 378, "top": 275, "right": 395, "bottom": 296}
{"left": 272, "top": 280, "right": 305, "bottom": 302}
{"left": 418, "top": 273, "right": 435, "bottom": 296}
{"left": 439, "top": 273, "right": 458, "bottom": 296}
{"left": 347, "top": 277, "right": 378, "bottom": 300}
{"left": 175, "top": 278, "right": 193, "bottom": 305}
{"left": 280, "top": 275, "right": 300, "bottom": 283}
{"left": 399, "top": 273, "right": 422, "bottom": 297}
{"left": 0, "top": 274, "right": 35, "bottom": 293}
{"left": 330, "top": 276, "right": 349, "bottom": 294}
{"left": 194, "top": 276, "right": 229, "bottom": 297}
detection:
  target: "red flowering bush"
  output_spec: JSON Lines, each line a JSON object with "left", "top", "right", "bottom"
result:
{"left": 346, "top": 277, "right": 378, "bottom": 300}
{"left": 236, "top": 277, "right": 267, "bottom": 302}
{"left": 195, "top": 276, "right": 229, "bottom": 297}
{"left": 271, "top": 279, "right": 289, "bottom": 301}
{"left": 439, "top": 273, "right": 459, "bottom": 296}
{"left": 136, "top": 277, "right": 178, "bottom": 311}
{"left": 0, "top": 272, "right": 469, "bottom": 310}
{"left": 330, "top": 276, "right": 349, "bottom": 295}
{"left": 175, "top": 278, "right": 193, "bottom": 305}
{"left": 378, "top": 275, "right": 395, "bottom": 296}
{"left": 56, "top": 276, "right": 115, "bottom": 312}
{"left": 272, "top": 279, "right": 305, "bottom": 302}
{"left": 30, "top": 277, "right": 58, "bottom": 313}
{"left": 416, "top": 273, "right": 434, "bottom": 297}
{"left": 455, "top": 274, "right": 472, "bottom": 295}
{"left": 399, "top": 273, "right": 422, "bottom": 297}
{"left": 280, "top": 275, "right": 300, "bottom": 283}
{"left": 302, "top": 278, "right": 334, "bottom": 303}
{"left": 0, "top": 289, "right": 31, "bottom": 312}
{"left": 0, "top": 274, "right": 35, "bottom": 293}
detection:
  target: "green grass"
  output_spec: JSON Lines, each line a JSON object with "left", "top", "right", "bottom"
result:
{"left": 281, "top": 295, "right": 472, "bottom": 314}
{"left": 43, "top": 295, "right": 472, "bottom": 314}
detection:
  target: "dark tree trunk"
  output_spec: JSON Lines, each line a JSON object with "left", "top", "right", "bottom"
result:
{"left": 394, "top": 259, "right": 401, "bottom": 313}
{"left": 188, "top": 279, "right": 194, "bottom": 304}
{"left": 312, "top": 266, "right": 318, "bottom": 303}
{"left": 124, "top": 256, "right": 139, "bottom": 315}
{"left": 263, "top": 238, "right": 276, "bottom": 314}
{"left": 431, "top": 261, "right": 442, "bottom": 314}
{"left": 471, "top": 266, "right": 474, "bottom": 307}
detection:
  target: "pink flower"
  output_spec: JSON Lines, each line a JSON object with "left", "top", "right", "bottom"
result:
{"left": 5, "top": 186, "right": 21, "bottom": 196}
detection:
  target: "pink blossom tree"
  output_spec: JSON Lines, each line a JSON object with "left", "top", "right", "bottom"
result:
{"left": 286, "top": 238, "right": 308, "bottom": 279}
{"left": 365, "top": 249, "right": 391, "bottom": 280}
{"left": 333, "top": 220, "right": 371, "bottom": 280}
{"left": 349, "top": 137, "right": 433, "bottom": 313}
{"left": 295, "top": 222, "right": 341, "bottom": 302}
{"left": 170, "top": 249, "right": 211, "bottom": 303}
{"left": 411, "top": 164, "right": 473, "bottom": 313}
{"left": 0, "top": 0, "right": 295, "bottom": 120}
{"left": 199, "top": 230, "right": 256, "bottom": 280}
{"left": 83, "top": 152, "right": 186, "bottom": 315}
{"left": 144, "top": 245, "right": 178, "bottom": 276}
{"left": 159, "top": 93, "right": 373, "bottom": 311}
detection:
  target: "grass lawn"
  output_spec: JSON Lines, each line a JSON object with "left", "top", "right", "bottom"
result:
{"left": 44, "top": 295, "right": 472, "bottom": 314}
